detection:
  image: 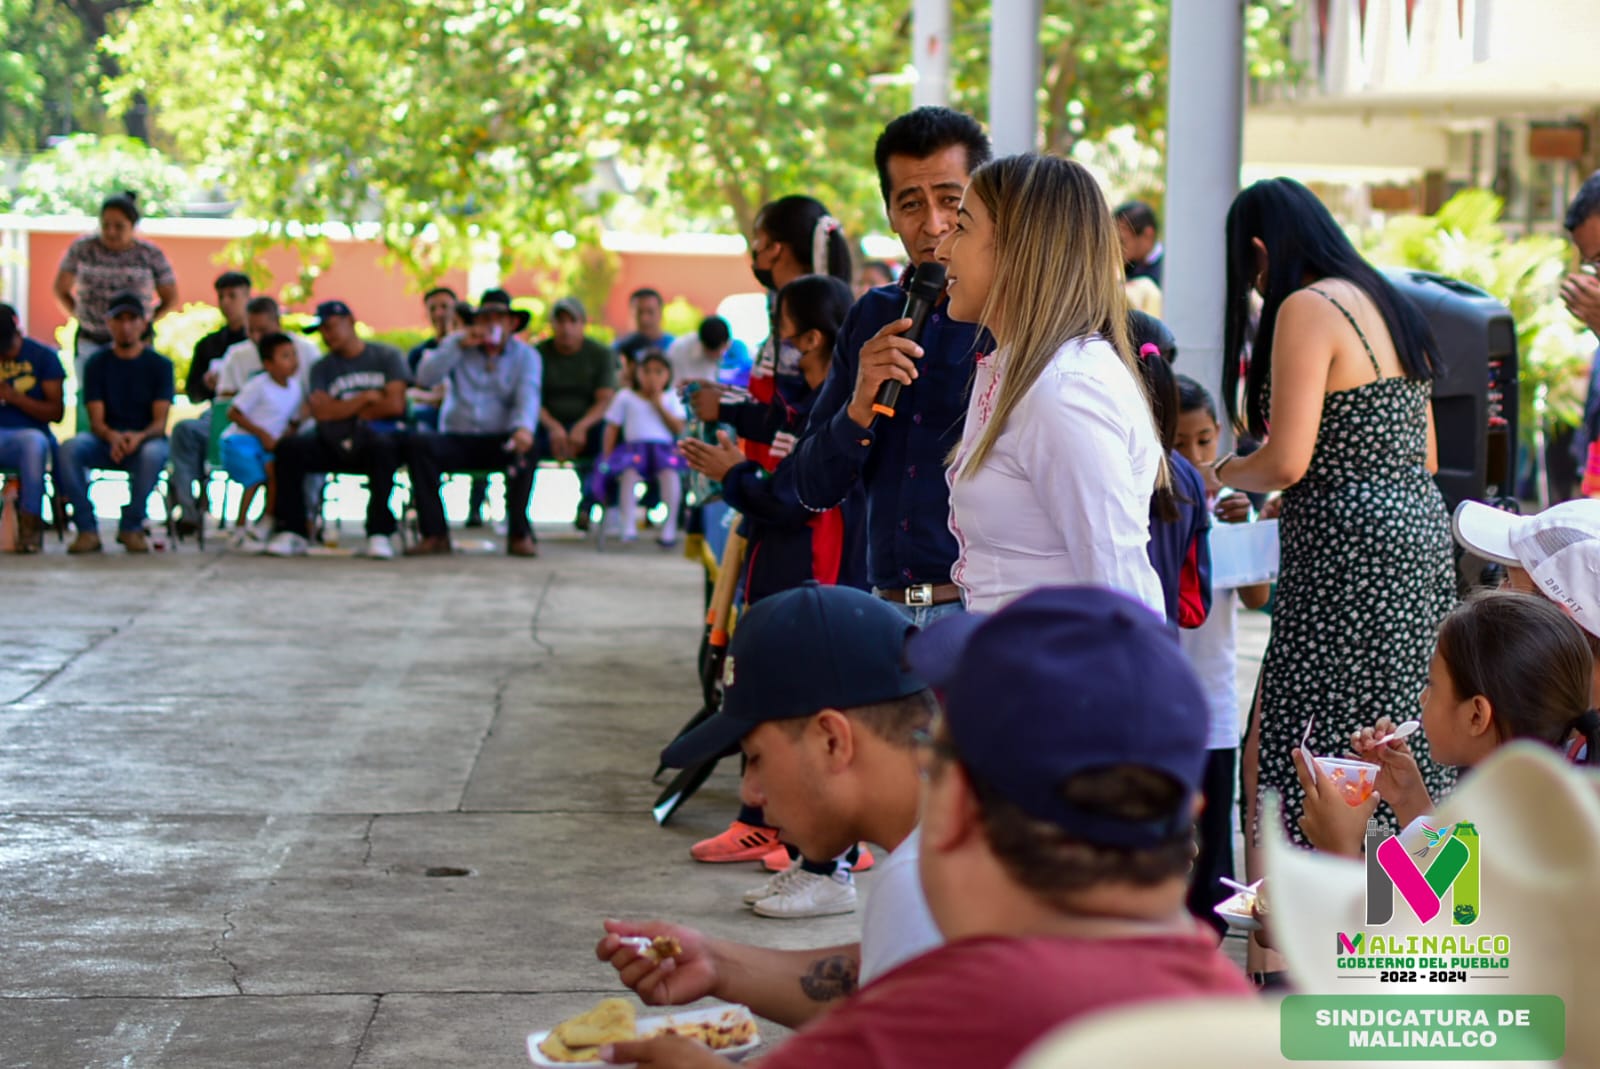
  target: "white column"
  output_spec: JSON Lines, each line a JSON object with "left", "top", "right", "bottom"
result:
{"left": 1163, "top": 0, "right": 1245, "bottom": 434}
{"left": 989, "top": 0, "right": 1042, "bottom": 155}
{"left": 912, "top": 0, "right": 951, "bottom": 108}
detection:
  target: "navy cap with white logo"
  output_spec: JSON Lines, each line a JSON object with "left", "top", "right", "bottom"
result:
{"left": 302, "top": 300, "right": 355, "bottom": 333}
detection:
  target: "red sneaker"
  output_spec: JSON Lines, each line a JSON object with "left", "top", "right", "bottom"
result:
{"left": 853, "top": 845, "right": 875, "bottom": 873}
{"left": 690, "top": 821, "right": 780, "bottom": 863}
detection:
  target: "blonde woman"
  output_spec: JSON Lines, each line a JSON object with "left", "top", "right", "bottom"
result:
{"left": 938, "top": 154, "right": 1164, "bottom": 615}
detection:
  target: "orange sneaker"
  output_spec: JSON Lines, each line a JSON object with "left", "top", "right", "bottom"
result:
{"left": 853, "top": 845, "right": 875, "bottom": 873}
{"left": 690, "top": 821, "right": 780, "bottom": 863}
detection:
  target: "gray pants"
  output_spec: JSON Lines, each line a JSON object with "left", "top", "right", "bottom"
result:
{"left": 169, "top": 414, "right": 210, "bottom": 516}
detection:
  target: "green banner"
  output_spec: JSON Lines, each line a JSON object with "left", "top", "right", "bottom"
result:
{"left": 1280, "top": 996, "right": 1565, "bottom": 1061}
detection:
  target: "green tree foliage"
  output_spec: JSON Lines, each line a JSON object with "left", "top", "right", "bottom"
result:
{"left": 0, "top": 0, "right": 149, "bottom": 152}
{"left": 103, "top": 0, "right": 1301, "bottom": 288}
{"left": 596, "top": 1, "right": 902, "bottom": 239}
{"left": 0, "top": 0, "right": 100, "bottom": 151}
{"left": 4, "top": 133, "right": 190, "bottom": 214}
{"left": 108, "top": 0, "right": 619, "bottom": 286}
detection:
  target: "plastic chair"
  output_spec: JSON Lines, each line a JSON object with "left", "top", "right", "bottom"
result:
{"left": 198, "top": 400, "right": 235, "bottom": 543}
{"left": 0, "top": 467, "right": 68, "bottom": 545}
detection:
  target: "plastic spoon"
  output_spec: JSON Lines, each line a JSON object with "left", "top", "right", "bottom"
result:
{"left": 1220, "top": 877, "right": 1262, "bottom": 896}
{"left": 1368, "top": 719, "right": 1421, "bottom": 748}
{"left": 1300, "top": 713, "right": 1317, "bottom": 782}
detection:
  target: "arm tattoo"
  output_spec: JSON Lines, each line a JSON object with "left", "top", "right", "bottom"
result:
{"left": 799, "top": 954, "right": 859, "bottom": 1003}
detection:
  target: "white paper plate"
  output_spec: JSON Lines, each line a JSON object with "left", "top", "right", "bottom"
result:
{"left": 1214, "top": 890, "right": 1262, "bottom": 933}
{"left": 527, "top": 1004, "right": 761, "bottom": 1067}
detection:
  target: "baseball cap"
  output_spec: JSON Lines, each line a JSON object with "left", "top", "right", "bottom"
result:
{"left": 1453, "top": 499, "right": 1600, "bottom": 638}
{"left": 106, "top": 292, "right": 147, "bottom": 318}
{"left": 659, "top": 584, "right": 929, "bottom": 769}
{"left": 551, "top": 296, "right": 586, "bottom": 322}
{"left": 906, "top": 586, "right": 1210, "bottom": 849}
{"left": 301, "top": 300, "right": 354, "bottom": 333}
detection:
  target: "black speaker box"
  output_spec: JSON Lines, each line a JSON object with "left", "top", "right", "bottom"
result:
{"left": 1383, "top": 269, "right": 1518, "bottom": 512}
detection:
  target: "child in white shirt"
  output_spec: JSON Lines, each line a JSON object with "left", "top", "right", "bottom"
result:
{"left": 591, "top": 350, "right": 687, "bottom": 545}
{"left": 1173, "top": 374, "right": 1272, "bottom": 937}
{"left": 222, "top": 332, "right": 306, "bottom": 543}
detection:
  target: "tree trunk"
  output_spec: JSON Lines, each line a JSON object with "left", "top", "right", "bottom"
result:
{"left": 61, "top": 0, "right": 151, "bottom": 140}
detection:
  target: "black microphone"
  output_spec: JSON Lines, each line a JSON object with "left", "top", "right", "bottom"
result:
{"left": 872, "top": 261, "right": 947, "bottom": 419}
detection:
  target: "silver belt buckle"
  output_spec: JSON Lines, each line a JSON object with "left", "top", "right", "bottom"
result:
{"left": 905, "top": 584, "right": 933, "bottom": 606}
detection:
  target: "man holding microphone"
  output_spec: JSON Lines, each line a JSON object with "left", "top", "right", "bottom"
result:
{"left": 792, "top": 107, "right": 991, "bottom": 624}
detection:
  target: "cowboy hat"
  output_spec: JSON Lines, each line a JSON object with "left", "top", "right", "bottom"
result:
{"left": 1265, "top": 742, "right": 1599, "bottom": 1065}
{"left": 458, "top": 288, "right": 532, "bottom": 333}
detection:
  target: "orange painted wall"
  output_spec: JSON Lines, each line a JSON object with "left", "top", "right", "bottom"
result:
{"left": 19, "top": 228, "right": 754, "bottom": 340}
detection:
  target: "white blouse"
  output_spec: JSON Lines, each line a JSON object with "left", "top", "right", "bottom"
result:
{"left": 948, "top": 335, "right": 1164, "bottom": 616}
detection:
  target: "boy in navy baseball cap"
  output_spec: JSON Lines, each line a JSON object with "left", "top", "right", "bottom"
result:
{"left": 598, "top": 584, "right": 944, "bottom": 1045}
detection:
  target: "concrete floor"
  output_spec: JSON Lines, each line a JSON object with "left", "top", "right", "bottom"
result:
{"left": 0, "top": 522, "right": 867, "bottom": 1068}
{"left": 0, "top": 507, "right": 1267, "bottom": 1068}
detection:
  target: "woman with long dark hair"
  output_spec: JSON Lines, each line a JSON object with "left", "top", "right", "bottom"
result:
{"left": 1215, "top": 178, "right": 1455, "bottom": 863}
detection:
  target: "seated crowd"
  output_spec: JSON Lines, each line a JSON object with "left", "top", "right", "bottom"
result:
{"left": 0, "top": 273, "right": 731, "bottom": 559}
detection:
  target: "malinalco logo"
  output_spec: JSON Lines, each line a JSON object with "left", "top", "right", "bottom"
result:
{"left": 1366, "top": 821, "right": 1480, "bottom": 926}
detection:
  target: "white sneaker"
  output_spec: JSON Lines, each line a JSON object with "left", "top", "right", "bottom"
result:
{"left": 366, "top": 534, "right": 395, "bottom": 560}
{"left": 742, "top": 865, "right": 806, "bottom": 907}
{"left": 249, "top": 519, "right": 274, "bottom": 542}
{"left": 264, "top": 531, "right": 309, "bottom": 557}
{"left": 230, "top": 529, "right": 267, "bottom": 554}
{"left": 751, "top": 870, "right": 857, "bottom": 919}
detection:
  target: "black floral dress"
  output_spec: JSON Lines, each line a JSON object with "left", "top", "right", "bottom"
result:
{"left": 1252, "top": 288, "right": 1457, "bottom": 846}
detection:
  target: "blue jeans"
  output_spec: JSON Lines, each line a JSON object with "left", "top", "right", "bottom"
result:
{"left": 56, "top": 433, "right": 170, "bottom": 533}
{"left": 169, "top": 414, "right": 210, "bottom": 514}
{"left": 883, "top": 599, "right": 967, "bottom": 628}
{"left": 0, "top": 428, "right": 52, "bottom": 517}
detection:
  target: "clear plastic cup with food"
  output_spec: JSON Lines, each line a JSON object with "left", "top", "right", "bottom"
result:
{"left": 1313, "top": 756, "right": 1380, "bottom": 805}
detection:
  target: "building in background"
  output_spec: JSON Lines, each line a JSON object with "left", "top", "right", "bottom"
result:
{"left": 1246, "top": 0, "right": 1600, "bottom": 229}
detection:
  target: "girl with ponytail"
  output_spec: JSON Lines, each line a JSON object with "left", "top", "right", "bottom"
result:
{"left": 694, "top": 196, "right": 854, "bottom": 473}
{"left": 1298, "top": 591, "right": 1600, "bottom": 850}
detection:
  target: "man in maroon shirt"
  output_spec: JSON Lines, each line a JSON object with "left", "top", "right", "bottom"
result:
{"left": 601, "top": 586, "right": 1252, "bottom": 1068}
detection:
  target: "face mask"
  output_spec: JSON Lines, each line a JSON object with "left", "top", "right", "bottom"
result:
{"left": 751, "top": 248, "right": 776, "bottom": 291}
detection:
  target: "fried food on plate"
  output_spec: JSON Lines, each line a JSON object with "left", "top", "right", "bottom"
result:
{"left": 651, "top": 1009, "right": 758, "bottom": 1050}
{"left": 538, "top": 998, "right": 637, "bottom": 1063}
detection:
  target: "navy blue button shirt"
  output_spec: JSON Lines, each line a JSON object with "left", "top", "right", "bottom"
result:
{"left": 791, "top": 281, "right": 984, "bottom": 590}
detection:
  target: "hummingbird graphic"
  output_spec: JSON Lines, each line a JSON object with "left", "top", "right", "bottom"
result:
{"left": 1412, "top": 822, "right": 1452, "bottom": 857}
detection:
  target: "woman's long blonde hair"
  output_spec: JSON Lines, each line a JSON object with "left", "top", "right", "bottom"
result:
{"left": 951, "top": 154, "right": 1141, "bottom": 480}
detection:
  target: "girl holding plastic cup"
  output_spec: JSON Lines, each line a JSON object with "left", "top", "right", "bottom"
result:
{"left": 1296, "top": 591, "right": 1600, "bottom": 854}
